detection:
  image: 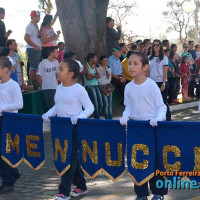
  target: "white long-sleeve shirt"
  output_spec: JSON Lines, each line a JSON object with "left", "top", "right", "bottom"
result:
{"left": 122, "top": 78, "right": 166, "bottom": 121}
{"left": 47, "top": 83, "right": 94, "bottom": 118}
{"left": 0, "top": 79, "right": 23, "bottom": 115}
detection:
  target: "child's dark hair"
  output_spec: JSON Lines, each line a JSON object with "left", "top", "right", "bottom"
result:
{"left": 0, "top": 48, "right": 10, "bottom": 57}
{"left": 48, "top": 46, "right": 58, "bottom": 57}
{"left": 58, "top": 42, "right": 64, "bottom": 48}
{"left": 169, "top": 52, "right": 175, "bottom": 60}
{"left": 6, "top": 39, "right": 16, "bottom": 48}
{"left": 126, "top": 50, "right": 134, "bottom": 58}
{"left": 149, "top": 39, "right": 164, "bottom": 61}
{"left": 62, "top": 58, "right": 80, "bottom": 79}
{"left": 181, "top": 55, "right": 188, "bottom": 64}
{"left": 170, "top": 44, "right": 177, "bottom": 51}
{"left": 147, "top": 46, "right": 152, "bottom": 56}
{"left": 86, "top": 53, "right": 96, "bottom": 62}
{"left": 0, "top": 56, "right": 12, "bottom": 71}
{"left": 99, "top": 55, "right": 107, "bottom": 63}
{"left": 164, "top": 48, "right": 170, "bottom": 54}
{"left": 131, "top": 52, "right": 149, "bottom": 66}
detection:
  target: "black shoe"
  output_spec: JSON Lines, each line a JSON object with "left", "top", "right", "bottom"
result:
{"left": 0, "top": 185, "right": 14, "bottom": 194}
{"left": 15, "top": 171, "right": 21, "bottom": 182}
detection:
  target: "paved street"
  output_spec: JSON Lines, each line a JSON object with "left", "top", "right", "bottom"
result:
{"left": 0, "top": 107, "right": 200, "bottom": 200}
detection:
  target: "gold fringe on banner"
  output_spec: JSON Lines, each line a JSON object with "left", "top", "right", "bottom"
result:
{"left": 24, "top": 159, "right": 45, "bottom": 171}
{"left": 81, "top": 167, "right": 103, "bottom": 179}
{"left": 55, "top": 164, "right": 71, "bottom": 176}
{"left": 1, "top": 155, "right": 23, "bottom": 168}
{"left": 128, "top": 172, "right": 154, "bottom": 186}
{"left": 102, "top": 169, "right": 126, "bottom": 182}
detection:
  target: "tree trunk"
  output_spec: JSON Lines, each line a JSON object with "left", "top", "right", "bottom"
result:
{"left": 55, "top": 0, "right": 109, "bottom": 63}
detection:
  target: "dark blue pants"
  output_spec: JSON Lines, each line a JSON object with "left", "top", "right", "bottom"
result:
{"left": 134, "top": 175, "right": 168, "bottom": 198}
{"left": 156, "top": 82, "right": 171, "bottom": 121}
{"left": 0, "top": 117, "right": 19, "bottom": 186}
{"left": 59, "top": 125, "right": 87, "bottom": 196}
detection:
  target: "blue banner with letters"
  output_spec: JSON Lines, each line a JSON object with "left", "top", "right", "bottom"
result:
{"left": 127, "top": 121, "right": 155, "bottom": 186}
{"left": 78, "top": 119, "right": 126, "bottom": 182}
{"left": 1, "top": 112, "right": 44, "bottom": 170}
{"left": 156, "top": 121, "right": 200, "bottom": 183}
{"left": 50, "top": 117, "right": 73, "bottom": 176}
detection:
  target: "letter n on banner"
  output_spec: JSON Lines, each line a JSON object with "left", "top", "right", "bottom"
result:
{"left": 21, "top": 113, "right": 45, "bottom": 170}
{"left": 102, "top": 120, "right": 126, "bottom": 182}
{"left": 127, "top": 121, "right": 155, "bottom": 186}
{"left": 157, "top": 121, "right": 200, "bottom": 183}
{"left": 50, "top": 117, "right": 73, "bottom": 176}
{"left": 78, "top": 119, "right": 103, "bottom": 179}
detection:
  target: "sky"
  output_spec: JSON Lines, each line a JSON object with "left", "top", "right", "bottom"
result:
{"left": 0, "top": 0, "right": 183, "bottom": 47}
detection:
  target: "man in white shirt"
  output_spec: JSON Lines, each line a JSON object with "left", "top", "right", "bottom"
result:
{"left": 24, "top": 10, "right": 42, "bottom": 90}
{"left": 37, "top": 46, "right": 59, "bottom": 109}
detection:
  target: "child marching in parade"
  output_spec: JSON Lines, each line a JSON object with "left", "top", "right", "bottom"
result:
{"left": 42, "top": 58, "right": 94, "bottom": 200}
{"left": 0, "top": 57, "right": 23, "bottom": 193}
{"left": 120, "top": 52, "right": 167, "bottom": 200}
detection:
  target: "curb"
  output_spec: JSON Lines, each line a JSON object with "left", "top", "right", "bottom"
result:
{"left": 169, "top": 101, "right": 199, "bottom": 112}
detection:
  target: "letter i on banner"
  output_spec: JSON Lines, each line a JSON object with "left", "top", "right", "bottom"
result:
{"left": 1, "top": 112, "right": 23, "bottom": 168}
{"left": 51, "top": 117, "right": 73, "bottom": 176}
{"left": 127, "top": 121, "right": 155, "bottom": 186}
{"left": 78, "top": 119, "right": 103, "bottom": 179}
{"left": 22, "top": 114, "right": 45, "bottom": 170}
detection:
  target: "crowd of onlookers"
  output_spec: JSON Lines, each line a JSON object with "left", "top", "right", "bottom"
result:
{"left": 1, "top": 8, "right": 200, "bottom": 121}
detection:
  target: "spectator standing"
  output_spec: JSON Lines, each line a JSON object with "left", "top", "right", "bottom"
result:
{"left": 24, "top": 11, "right": 42, "bottom": 89}
{"left": 58, "top": 42, "right": 65, "bottom": 63}
{"left": 37, "top": 46, "right": 59, "bottom": 109}
{"left": 108, "top": 47, "right": 126, "bottom": 97}
{"left": 169, "top": 52, "right": 181, "bottom": 103}
{"left": 119, "top": 43, "right": 128, "bottom": 62}
{"left": 179, "top": 56, "right": 191, "bottom": 101}
{"left": 170, "top": 44, "right": 181, "bottom": 65}
{"left": 0, "top": 8, "right": 11, "bottom": 54}
{"left": 149, "top": 40, "right": 171, "bottom": 121}
{"left": 162, "top": 39, "right": 170, "bottom": 49}
{"left": 142, "top": 39, "right": 151, "bottom": 54}
{"left": 83, "top": 53, "right": 103, "bottom": 119}
{"left": 97, "top": 56, "right": 112, "bottom": 119}
{"left": 106, "top": 17, "right": 121, "bottom": 57}
{"left": 40, "top": 14, "right": 60, "bottom": 59}
{"left": 122, "top": 50, "right": 134, "bottom": 84}
{"left": 7, "top": 39, "right": 25, "bottom": 88}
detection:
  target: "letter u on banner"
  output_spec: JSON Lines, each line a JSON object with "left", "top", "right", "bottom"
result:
{"left": 127, "top": 121, "right": 155, "bottom": 186}
{"left": 78, "top": 119, "right": 126, "bottom": 181}
{"left": 22, "top": 113, "right": 45, "bottom": 170}
{"left": 50, "top": 117, "right": 73, "bottom": 176}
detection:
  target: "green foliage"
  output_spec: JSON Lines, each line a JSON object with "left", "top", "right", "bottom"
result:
{"left": 38, "top": 0, "right": 53, "bottom": 14}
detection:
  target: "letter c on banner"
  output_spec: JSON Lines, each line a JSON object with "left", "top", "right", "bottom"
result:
{"left": 82, "top": 140, "right": 98, "bottom": 164}
{"left": 163, "top": 145, "right": 181, "bottom": 171}
{"left": 105, "top": 142, "right": 123, "bottom": 167}
{"left": 131, "top": 144, "right": 149, "bottom": 169}
{"left": 26, "top": 135, "right": 41, "bottom": 157}
{"left": 194, "top": 147, "right": 200, "bottom": 171}
{"left": 6, "top": 133, "right": 20, "bottom": 155}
